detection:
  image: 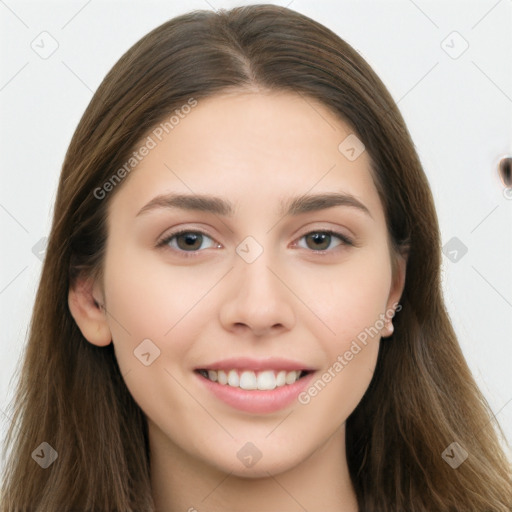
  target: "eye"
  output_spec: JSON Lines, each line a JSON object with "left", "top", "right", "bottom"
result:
{"left": 158, "top": 230, "right": 220, "bottom": 254}
{"left": 157, "top": 228, "right": 354, "bottom": 257}
{"left": 296, "top": 230, "right": 354, "bottom": 252}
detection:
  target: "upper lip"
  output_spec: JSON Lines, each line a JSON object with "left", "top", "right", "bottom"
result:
{"left": 196, "top": 357, "right": 316, "bottom": 372}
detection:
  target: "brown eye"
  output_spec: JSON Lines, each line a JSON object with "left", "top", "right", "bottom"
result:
{"left": 305, "top": 232, "right": 332, "bottom": 251}
{"left": 298, "top": 230, "right": 353, "bottom": 252}
{"left": 176, "top": 232, "right": 203, "bottom": 251}
{"left": 159, "top": 230, "right": 218, "bottom": 253}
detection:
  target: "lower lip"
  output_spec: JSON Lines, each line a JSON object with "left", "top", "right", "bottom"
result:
{"left": 195, "top": 371, "right": 316, "bottom": 414}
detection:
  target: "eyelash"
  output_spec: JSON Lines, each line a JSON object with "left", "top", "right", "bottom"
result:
{"left": 157, "top": 228, "right": 355, "bottom": 258}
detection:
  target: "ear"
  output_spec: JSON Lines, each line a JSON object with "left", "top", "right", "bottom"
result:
{"left": 381, "top": 250, "right": 407, "bottom": 337}
{"left": 68, "top": 277, "right": 112, "bottom": 347}
{"left": 387, "top": 251, "right": 407, "bottom": 310}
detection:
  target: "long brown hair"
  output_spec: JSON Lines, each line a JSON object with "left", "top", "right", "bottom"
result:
{"left": 2, "top": 5, "right": 511, "bottom": 511}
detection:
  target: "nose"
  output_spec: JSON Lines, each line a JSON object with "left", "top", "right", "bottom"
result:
{"left": 219, "top": 252, "right": 296, "bottom": 337}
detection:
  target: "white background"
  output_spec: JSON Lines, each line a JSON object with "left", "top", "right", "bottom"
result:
{"left": 1, "top": 0, "right": 511, "bottom": 470}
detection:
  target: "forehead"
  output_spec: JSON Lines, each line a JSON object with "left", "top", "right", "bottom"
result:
{"left": 108, "top": 91, "right": 384, "bottom": 223}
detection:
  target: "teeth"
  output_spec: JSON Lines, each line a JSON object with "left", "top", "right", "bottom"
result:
{"left": 227, "top": 370, "right": 239, "bottom": 387}
{"left": 285, "top": 371, "right": 298, "bottom": 385}
{"left": 240, "top": 371, "right": 257, "bottom": 390}
{"left": 257, "top": 370, "right": 275, "bottom": 390}
{"left": 203, "top": 369, "right": 304, "bottom": 390}
{"left": 276, "top": 370, "right": 286, "bottom": 387}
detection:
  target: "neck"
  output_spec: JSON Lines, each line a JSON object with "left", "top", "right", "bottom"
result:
{"left": 149, "top": 421, "right": 359, "bottom": 512}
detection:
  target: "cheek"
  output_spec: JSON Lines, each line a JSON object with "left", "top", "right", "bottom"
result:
{"left": 288, "top": 248, "right": 390, "bottom": 413}
{"left": 290, "top": 247, "right": 392, "bottom": 342}
{"left": 102, "top": 246, "right": 225, "bottom": 370}
{"left": 293, "top": 262, "right": 388, "bottom": 422}
{"left": 101, "top": 248, "right": 213, "bottom": 428}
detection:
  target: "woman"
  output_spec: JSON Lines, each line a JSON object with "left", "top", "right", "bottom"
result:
{"left": 2, "top": 4, "right": 511, "bottom": 511}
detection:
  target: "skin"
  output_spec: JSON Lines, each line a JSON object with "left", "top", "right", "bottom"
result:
{"left": 69, "top": 90, "right": 406, "bottom": 512}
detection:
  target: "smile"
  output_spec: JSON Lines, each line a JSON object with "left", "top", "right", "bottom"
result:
{"left": 196, "top": 369, "right": 311, "bottom": 390}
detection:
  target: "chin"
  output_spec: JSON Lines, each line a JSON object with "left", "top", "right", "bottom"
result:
{"left": 205, "top": 446, "right": 304, "bottom": 479}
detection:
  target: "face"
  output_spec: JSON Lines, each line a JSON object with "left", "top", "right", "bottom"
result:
{"left": 89, "top": 91, "right": 405, "bottom": 476}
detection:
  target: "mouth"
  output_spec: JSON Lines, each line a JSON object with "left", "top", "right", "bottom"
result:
{"left": 193, "top": 357, "right": 317, "bottom": 413}
{"left": 194, "top": 368, "right": 313, "bottom": 391}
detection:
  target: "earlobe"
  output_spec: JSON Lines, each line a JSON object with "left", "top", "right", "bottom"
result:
{"left": 68, "top": 278, "right": 112, "bottom": 347}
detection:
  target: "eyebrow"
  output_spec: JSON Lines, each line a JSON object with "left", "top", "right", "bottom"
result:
{"left": 136, "top": 192, "right": 372, "bottom": 219}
